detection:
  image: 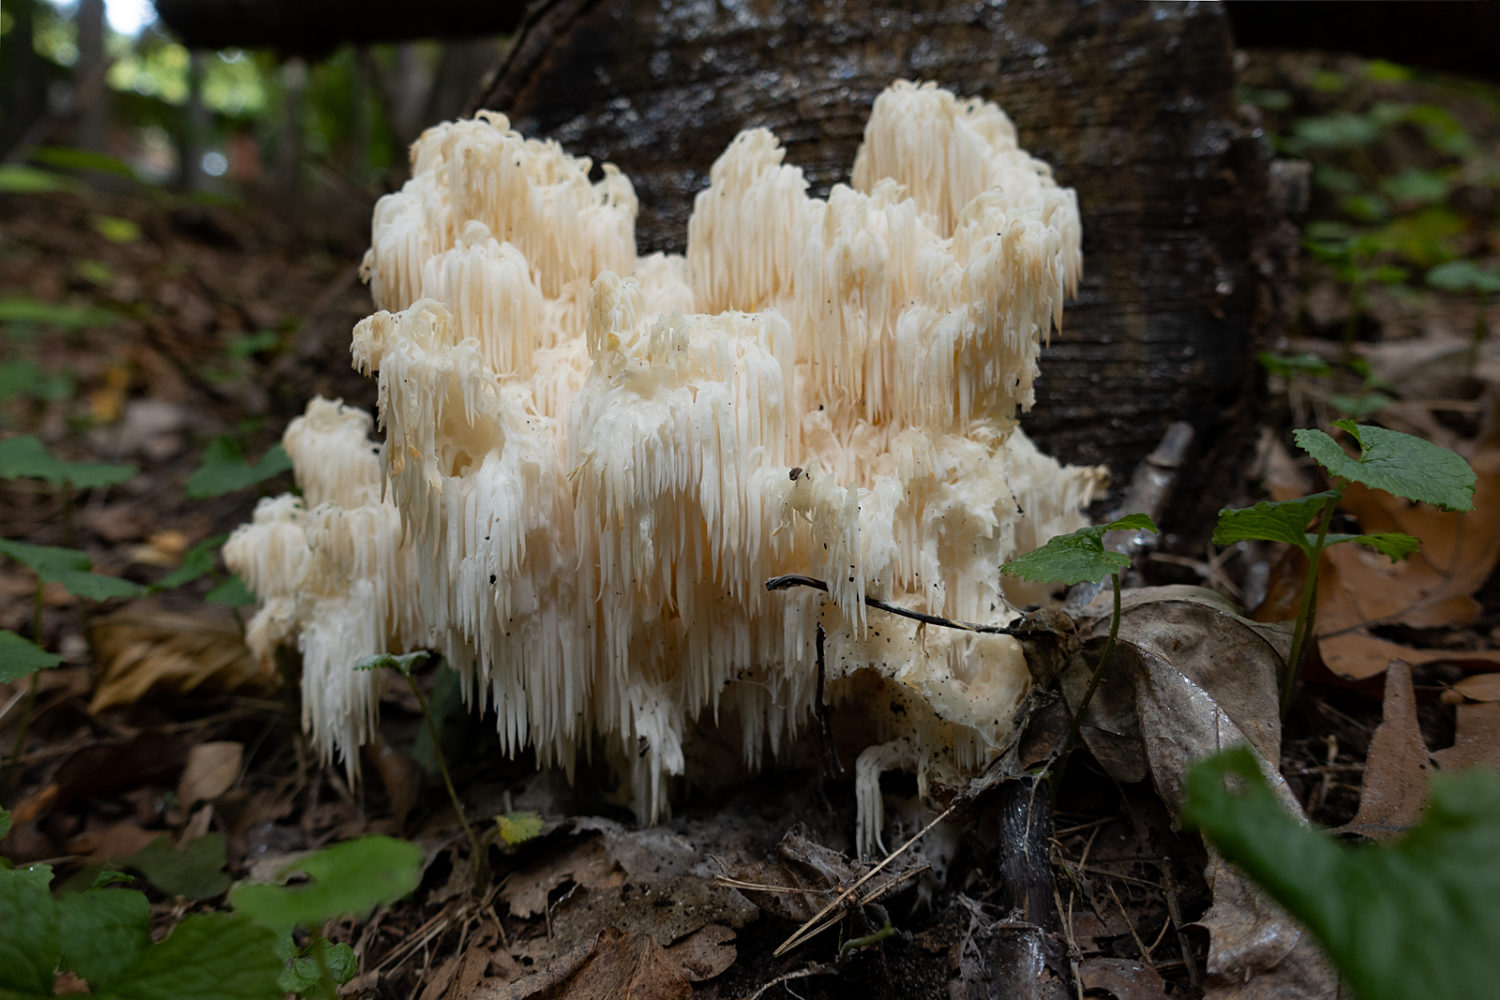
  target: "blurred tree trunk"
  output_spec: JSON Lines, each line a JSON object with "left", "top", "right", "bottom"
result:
{"left": 0, "top": 0, "right": 47, "bottom": 159}
{"left": 74, "top": 0, "right": 110, "bottom": 153}
{"left": 177, "top": 51, "right": 210, "bottom": 191}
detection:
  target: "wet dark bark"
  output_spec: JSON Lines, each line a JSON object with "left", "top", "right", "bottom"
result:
{"left": 474, "top": 0, "right": 1292, "bottom": 536}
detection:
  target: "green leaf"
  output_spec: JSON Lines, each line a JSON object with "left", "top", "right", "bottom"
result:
{"left": 1001, "top": 514, "right": 1158, "bottom": 586}
{"left": 0, "top": 435, "right": 136, "bottom": 488}
{"left": 0, "top": 163, "right": 83, "bottom": 195}
{"left": 1296, "top": 422, "right": 1476, "bottom": 512}
{"left": 0, "top": 538, "right": 145, "bottom": 601}
{"left": 1256, "top": 352, "right": 1331, "bottom": 378}
{"left": 353, "top": 650, "right": 431, "bottom": 679}
{"left": 126, "top": 834, "right": 232, "bottom": 901}
{"left": 32, "top": 146, "right": 141, "bottom": 181}
{"left": 92, "top": 215, "right": 142, "bottom": 245}
{"left": 495, "top": 811, "right": 544, "bottom": 847}
{"left": 0, "top": 629, "right": 63, "bottom": 681}
{"left": 1212, "top": 492, "right": 1338, "bottom": 557}
{"left": 1326, "top": 531, "right": 1422, "bottom": 562}
{"left": 186, "top": 438, "right": 292, "bottom": 498}
{"left": 1292, "top": 111, "right": 1379, "bottom": 149}
{"left": 0, "top": 296, "right": 118, "bottom": 330}
{"left": 97, "top": 911, "right": 283, "bottom": 1000}
{"left": 0, "top": 866, "right": 60, "bottom": 994}
{"left": 153, "top": 535, "right": 226, "bottom": 591}
{"left": 1427, "top": 260, "right": 1500, "bottom": 295}
{"left": 1329, "top": 391, "right": 1393, "bottom": 419}
{"left": 206, "top": 575, "right": 255, "bottom": 606}
{"left": 278, "top": 939, "right": 357, "bottom": 998}
{"left": 1181, "top": 746, "right": 1500, "bottom": 1000}
{"left": 1363, "top": 59, "right": 1414, "bottom": 83}
{"left": 225, "top": 331, "right": 281, "bottom": 359}
{"left": 59, "top": 888, "right": 152, "bottom": 985}
{"left": 0, "top": 360, "right": 75, "bottom": 403}
{"left": 1379, "top": 168, "right": 1452, "bottom": 206}
{"left": 230, "top": 836, "right": 423, "bottom": 931}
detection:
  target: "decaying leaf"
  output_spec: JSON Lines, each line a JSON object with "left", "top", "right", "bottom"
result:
{"left": 1451, "top": 673, "right": 1500, "bottom": 702}
{"left": 90, "top": 607, "right": 274, "bottom": 713}
{"left": 1334, "top": 661, "right": 1432, "bottom": 840}
{"left": 1433, "top": 703, "right": 1500, "bottom": 772}
{"left": 178, "top": 741, "right": 244, "bottom": 807}
{"left": 1078, "top": 956, "right": 1168, "bottom": 1000}
{"left": 1315, "top": 449, "right": 1500, "bottom": 681}
{"left": 1065, "top": 586, "right": 1338, "bottom": 997}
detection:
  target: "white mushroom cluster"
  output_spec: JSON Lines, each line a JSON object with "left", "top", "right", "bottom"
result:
{"left": 226, "top": 81, "right": 1104, "bottom": 853}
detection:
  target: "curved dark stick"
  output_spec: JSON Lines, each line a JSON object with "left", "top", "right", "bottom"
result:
{"left": 764, "top": 574, "right": 1020, "bottom": 636}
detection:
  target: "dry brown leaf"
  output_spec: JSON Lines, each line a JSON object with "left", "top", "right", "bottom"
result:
{"left": 1452, "top": 673, "right": 1500, "bottom": 703}
{"left": 500, "top": 836, "right": 625, "bottom": 920}
{"left": 1314, "top": 448, "right": 1500, "bottom": 681}
{"left": 1199, "top": 857, "right": 1341, "bottom": 1000}
{"left": 506, "top": 928, "right": 691, "bottom": 1000}
{"left": 1335, "top": 661, "right": 1432, "bottom": 840}
{"left": 90, "top": 607, "right": 273, "bottom": 713}
{"left": 1433, "top": 703, "right": 1500, "bottom": 773}
{"left": 178, "top": 741, "right": 243, "bottom": 806}
{"left": 67, "top": 821, "right": 161, "bottom": 861}
{"left": 665, "top": 924, "right": 737, "bottom": 983}
{"left": 1078, "top": 956, "right": 1168, "bottom": 1000}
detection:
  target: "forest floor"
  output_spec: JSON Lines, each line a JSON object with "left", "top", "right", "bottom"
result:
{"left": 2, "top": 52, "right": 1499, "bottom": 1000}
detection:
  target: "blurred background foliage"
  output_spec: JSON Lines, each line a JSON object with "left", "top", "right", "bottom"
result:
{"left": 0, "top": 0, "right": 505, "bottom": 201}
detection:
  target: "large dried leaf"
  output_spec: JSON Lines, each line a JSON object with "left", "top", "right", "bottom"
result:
{"left": 1433, "top": 703, "right": 1500, "bottom": 772}
{"left": 1334, "top": 661, "right": 1432, "bottom": 840}
{"left": 90, "top": 608, "right": 272, "bottom": 712}
{"left": 1067, "top": 586, "right": 1337, "bottom": 997}
{"left": 1315, "top": 448, "right": 1500, "bottom": 680}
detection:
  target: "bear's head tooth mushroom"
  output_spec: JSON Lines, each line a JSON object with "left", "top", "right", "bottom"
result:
{"left": 226, "top": 80, "right": 1105, "bottom": 855}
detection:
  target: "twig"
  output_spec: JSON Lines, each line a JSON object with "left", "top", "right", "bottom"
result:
{"left": 765, "top": 575, "right": 1020, "bottom": 635}
{"left": 739, "top": 964, "right": 835, "bottom": 1000}
{"left": 774, "top": 805, "right": 954, "bottom": 956}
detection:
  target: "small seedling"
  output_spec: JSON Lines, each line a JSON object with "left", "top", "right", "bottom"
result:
{"left": 1214, "top": 420, "right": 1474, "bottom": 713}
{"left": 1002, "top": 513, "right": 1159, "bottom": 784}
{"left": 1182, "top": 746, "right": 1500, "bottom": 1000}
{"left": 355, "top": 652, "right": 487, "bottom": 886}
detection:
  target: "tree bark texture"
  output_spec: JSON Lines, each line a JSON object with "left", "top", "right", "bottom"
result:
{"left": 476, "top": 0, "right": 1294, "bottom": 524}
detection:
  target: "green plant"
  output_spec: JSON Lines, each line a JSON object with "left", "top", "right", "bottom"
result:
{"left": 0, "top": 814, "right": 284, "bottom": 999}
{"left": 230, "top": 835, "right": 423, "bottom": 1000}
{"left": 355, "top": 652, "right": 487, "bottom": 886}
{"left": 1427, "top": 259, "right": 1500, "bottom": 369}
{"left": 1213, "top": 420, "right": 1475, "bottom": 714}
{"left": 0, "top": 438, "right": 141, "bottom": 795}
{"left": 1002, "top": 513, "right": 1159, "bottom": 781}
{"left": 1182, "top": 746, "right": 1500, "bottom": 1000}
{"left": 185, "top": 436, "right": 292, "bottom": 498}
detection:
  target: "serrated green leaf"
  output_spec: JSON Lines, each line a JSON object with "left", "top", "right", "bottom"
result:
{"left": 205, "top": 575, "right": 255, "bottom": 606}
{"left": 1001, "top": 514, "right": 1158, "bottom": 586}
{"left": 1297, "top": 423, "right": 1476, "bottom": 512}
{"left": 0, "top": 538, "right": 144, "bottom": 601}
{"left": 1325, "top": 531, "right": 1422, "bottom": 562}
{"left": 186, "top": 438, "right": 292, "bottom": 498}
{"left": 495, "top": 811, "right": 544, "bottom": 846}
{"left": 278, "top": 939, "right": 357, "bottom": 997}
{"left": 95, "top": 911, "right": 283, "bottom": 1000}
{"left": 0, "top": 866, "right": 60, "bottom": 994}
{"left": 1212, "top": 492, "right": 1338, "bottom": 557}
{"left": 0, "top": 434, "right": 136, "bottom": 488}
{"left": 0, "top": 629, "right": 63, "bottom": 681}
{"left": 126, "top": 834, "right": 231, "bottom": 901}
{"left": 353, "top": 650, "right": 431, "bottom": 678}
{"left": 230, "top": 836, "right": 423, "bottom": 931}
{"left": 1181, "top": 746, "right": 1500, "bottom": 1000}
{"left": 153, "top": 535, "right": 226, "bottom": 591}
{"left": 59, "top": 888, "right": 152, "bottom": 985}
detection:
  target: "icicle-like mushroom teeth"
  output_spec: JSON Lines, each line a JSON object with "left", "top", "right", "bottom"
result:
{"left": 230, "top": 81, "right": 1105, "bottom": 852}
